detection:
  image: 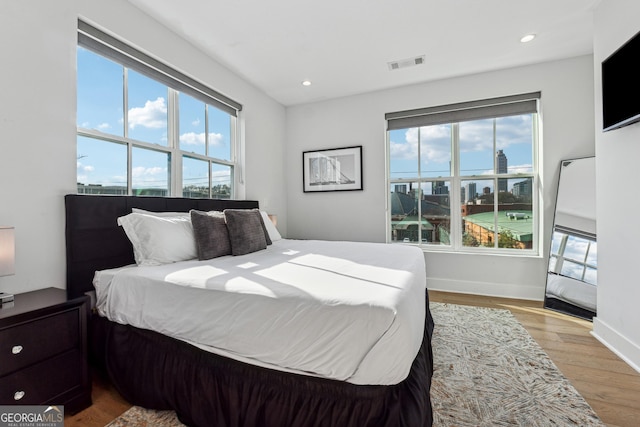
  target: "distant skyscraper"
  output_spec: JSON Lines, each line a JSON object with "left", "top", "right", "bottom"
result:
{"left": 432, "top": 181, "right": 449, "bottom": 195}
{"left": 497, "top": 150, "right": 508, "bottom": 192}
{"left": 464, "top": 182, "right": 477, "bottom": 203}
{"left": 512, "top": 178, "right": 532, "bottom": 199}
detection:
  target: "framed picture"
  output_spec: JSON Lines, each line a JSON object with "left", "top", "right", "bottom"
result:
{"left": 303, "top": 146, "right": 363, "bottom": 193}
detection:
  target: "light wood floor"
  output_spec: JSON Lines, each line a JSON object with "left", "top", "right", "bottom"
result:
{"left": 64, "top": 291, "right": 640, "bottom": 427}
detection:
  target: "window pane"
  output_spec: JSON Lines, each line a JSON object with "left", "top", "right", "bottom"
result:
{"left": 389, "top": 129, "right": 418, "bottom": 179}
{"left": 127, "top": 70, "right": 168, "bottom": 146}
{"left": 208, "top": 105, "right": 232, "bottom": 161}
{"left": 77, "top": 47, "right": 124, "bottom": 137}
{"left": 422, "top": 181, "right": 451, "bottom": 245}
{"left": 584, "top": 267, "right": 597, "bottom": 285}
{"left": 390, "top": 182, "right": 420, "bottom": 243}
{"left": 462, "top": 179, "right": 494, "bottom": 247}
{"left": 509, "top": 177, "right": 533, "bottom": 204}
{"left": 561, "top": 260, "right": 585, "bottom": 281}
{"left": 77, "top": 136, "right": 127, "bottom": 194}
{"left": 461, "top": 178, "right": 533, "bottom": 250}
{"left": 183, "top": 156, "right": 209, "bottom": 198}
{"left": 389, "top": 182, "right": 450, "bottom": 245}
{"left": 179, "top": 93, "right": 206, "bottom": 156}
{"left": 564, "top": 235, "right": 589, "bottom": 262}
{"left": 550, "top": 231, "right": 565, "bottom": 255}
{"left": 211, "top": 163, "right": 232, "bottom": 199}
{"left": 586, "top": 241, "right": 597, "bottom": 266}
{"left": 496, "top": 114, "right": 533, "bottom": 174}
{"left": 132, "top": 147, "right": 169, "bottom": 196}
{"left": 459, "top": 119, "right": 494, "bottom": 176}
{"left": 420, "top": 125, "right": 452, "bottom": 178}
{"left": 390, "top": 126, "right": 452, "bottom": 180}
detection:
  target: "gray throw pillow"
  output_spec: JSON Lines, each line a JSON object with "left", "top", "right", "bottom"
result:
{"left": 190, "top": 210, "right": 231, "bottom": 260}
{"left": 224, "top": 209, "right": 269, "bottom": 256}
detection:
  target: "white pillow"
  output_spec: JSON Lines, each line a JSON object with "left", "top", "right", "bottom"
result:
{"left": 131, "top": 208, "right": 190, "bottom": 217}
{"left": 117, "top": 213, "right": 197, "bottom": 266}
{"left": 260, "top": 210, "right": 282, "bottom": 242}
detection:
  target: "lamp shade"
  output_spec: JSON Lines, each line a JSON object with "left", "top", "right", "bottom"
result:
{"left": 0, "top": 226, "right": 15, "bottom": 276}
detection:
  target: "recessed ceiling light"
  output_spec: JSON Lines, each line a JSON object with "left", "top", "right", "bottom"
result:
{"left": 301, "top": 80, "right": 312, "bottom": 86}
{"left": 520, "top": 34, "right": 536, "bottom": 43}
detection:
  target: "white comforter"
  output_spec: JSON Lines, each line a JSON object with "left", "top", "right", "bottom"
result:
{"left": 94, "top": 239, "right": 426, "bottom": 385}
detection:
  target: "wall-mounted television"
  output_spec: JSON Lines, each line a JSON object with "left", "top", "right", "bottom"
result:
{"left": 602, "top": 30, "right": 640, "bottom": 132}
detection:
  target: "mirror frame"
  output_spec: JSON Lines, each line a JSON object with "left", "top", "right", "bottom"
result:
{"left": 544, "top": 156, "right": 596, "bottom": 320}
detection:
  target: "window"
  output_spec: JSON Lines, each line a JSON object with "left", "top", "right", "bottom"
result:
{"left": 386, "top": 93, "right": 540, "bottom": 253}
{"left": 549, "top": 229, "right": 597, "bottom": 285}
{"left": 76, "top": 21, "right": 240, "bottom": 198}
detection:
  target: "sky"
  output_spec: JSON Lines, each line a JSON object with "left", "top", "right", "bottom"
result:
{"left": 76, "top": 47, "right": 232, "bottom": 192}
{"left": 550, "top": 230, "right": 597, "bottom": 285}
{"left": 388, "top": 114, "right": 534, "bottom": 196}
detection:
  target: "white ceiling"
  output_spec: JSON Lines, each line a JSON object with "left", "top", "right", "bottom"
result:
{"left": 127, "top": 0, "right": 598, "bottom": 106}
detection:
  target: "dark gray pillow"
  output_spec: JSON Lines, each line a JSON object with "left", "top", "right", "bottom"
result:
{"left": 224, "top": 209, "right": 269, "bottom": 256}
{"left": 189, "top": 210, "right": 231, "bottom": 260}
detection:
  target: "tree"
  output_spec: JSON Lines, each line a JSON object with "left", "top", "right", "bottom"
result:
{"left": 496, "top": 229, "right": 520, "bottom": 249}
{"left": 462, "top": 232, "right": 480, "bottom": 247}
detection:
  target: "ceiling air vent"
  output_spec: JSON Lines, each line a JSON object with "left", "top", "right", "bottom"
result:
{"left": 388, "top": 55, "right": 426, "bottom": 71}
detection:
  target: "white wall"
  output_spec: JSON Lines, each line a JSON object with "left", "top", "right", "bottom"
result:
{"left": 286, "top": 56, "right": 595, "bottom": 300}
{"left": 0, "top": 0, "right": 286, "bottom": 295}
{"left": 592, "top": 0, "right": 640, "bottom": 372}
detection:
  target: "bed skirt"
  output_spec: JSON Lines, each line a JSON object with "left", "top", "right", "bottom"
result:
{"left": 90, "top": 294, "right": 434, "bottom": 427}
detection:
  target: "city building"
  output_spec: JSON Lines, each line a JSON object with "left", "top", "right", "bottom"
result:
{"left": 497, "top": 149, "right": 508, "bottom": 192}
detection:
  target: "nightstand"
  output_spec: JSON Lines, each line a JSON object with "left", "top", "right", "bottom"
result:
{"left": 0, "top": 287, "right": 91, "bottom": 413}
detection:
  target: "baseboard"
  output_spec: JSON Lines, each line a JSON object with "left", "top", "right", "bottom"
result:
{"left": 426, "top": 277, "right": 544, "bottom": 301}
{"left": 592, "top": 317, "right": 640, "bottom": 374}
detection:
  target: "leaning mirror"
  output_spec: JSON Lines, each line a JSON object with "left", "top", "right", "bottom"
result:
{"left": 545, "top": 157, "right": 597, "bottom": 320}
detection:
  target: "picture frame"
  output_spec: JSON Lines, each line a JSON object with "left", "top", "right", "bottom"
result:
{"left": 302, "top": 146, "right": 363, "bottom": 193}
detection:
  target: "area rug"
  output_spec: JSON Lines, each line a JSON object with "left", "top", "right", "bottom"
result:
{"left": 429, "top": 302, "right": 603, "bottom": 426}
{"left": 106, "top": 303, "right": 604, "bottom": 426}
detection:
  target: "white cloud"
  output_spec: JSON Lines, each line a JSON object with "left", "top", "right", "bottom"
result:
{"left": 390, "top": 126, "right": 451, "bottom": 163}
{"left": 128, "top": 97, "right": 167, "bottom": 129}
{"left": 180, "top": 132, "right": 206, "bottom": 146}
{"left": 209, "top": 132, "right": 224, "bottom": 147}
{"left": 77, "top": 161, "right": 94, "bottom": 173}
{"left": 179, "top": 132, "right": 224, "bottom": 146}
{"left": 132, "top": 166, "right": 165, "bottom": 177}
{"left": 97, "top": 122, "right": 111, "bottom": 130}
{"left": 191, "top": 118, "right": 200, "bottom": 126}
{"left": 76, "top": 161, "right": 94, "bottom": 183}
{"left": 508, "top": 163, "right": 533, "bottom": 174}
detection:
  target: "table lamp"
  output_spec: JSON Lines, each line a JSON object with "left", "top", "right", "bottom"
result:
{"left": 0, "top": 226, "right": 15, "bottom": 306}
{"left": 0, "top": 226, "right": 15, "bottom": 277}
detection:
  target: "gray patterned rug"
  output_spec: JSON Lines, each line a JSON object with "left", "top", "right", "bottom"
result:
{"left": 106, "top": 303, "right": 604, "bottom": 426}
{"left": 430, "top": 303, "right": 603, "bottom": 426}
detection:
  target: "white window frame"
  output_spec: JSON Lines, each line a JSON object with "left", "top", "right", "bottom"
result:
{"left": 385, "top": 93, "right": 541, "bottom": 255}
{"left": 76, "top": 20, "right": 241, "bottom": 198}
{"left": 549, "top": 228, "right": 597, "bottom": 284}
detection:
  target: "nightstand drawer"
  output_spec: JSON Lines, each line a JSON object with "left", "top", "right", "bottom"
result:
{"left": 0, "top": 350, "right": 82, "bottom": 405}
{"left": 0, "top": 310, "right": 79, "bottom": 376}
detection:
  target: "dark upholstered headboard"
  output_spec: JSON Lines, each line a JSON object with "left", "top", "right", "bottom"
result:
{"left": 65, "top": 195, "right": 259, "bottom": 299}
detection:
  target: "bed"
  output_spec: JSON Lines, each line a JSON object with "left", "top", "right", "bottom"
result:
{"left": 545, "top": 273, "right": 596, "bottom": 320}
{"left": 65, "top": 194, "right": 434, "bottom": 427}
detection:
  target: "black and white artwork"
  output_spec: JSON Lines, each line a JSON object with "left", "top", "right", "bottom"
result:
{"left": 303, "top": 146, "right": 363, "bottom": 192}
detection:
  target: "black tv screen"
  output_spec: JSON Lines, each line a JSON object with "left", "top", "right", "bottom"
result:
{"left": 602, "top": 30, "right": 640, "bottom": 132}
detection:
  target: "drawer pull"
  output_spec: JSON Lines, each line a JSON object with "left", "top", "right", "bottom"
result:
{"left": 12, "top": 345, "right": 23, "bottom": 355}
{"left": 14, "top": 391, "right": 25, "bottom": 401}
